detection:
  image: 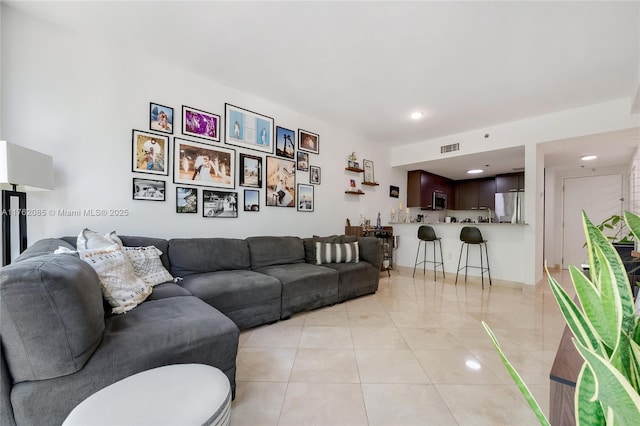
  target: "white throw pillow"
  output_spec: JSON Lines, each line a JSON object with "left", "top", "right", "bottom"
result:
{"left": 77, "top": 229, "right": 123, "bottom": 251}
{"left": 79, "top": 244, "right": 152, "bottom": 314}
{"left": 124, "top": 246, "right": 174, "bottom": 286}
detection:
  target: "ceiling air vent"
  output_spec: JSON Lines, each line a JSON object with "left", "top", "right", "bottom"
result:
{"left": 440, "top": 143, "right": 459, "bottom": 154}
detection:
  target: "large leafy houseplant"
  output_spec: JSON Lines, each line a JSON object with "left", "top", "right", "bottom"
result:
{"left": 483, "top": 210, "right": 640, "bottom": 425}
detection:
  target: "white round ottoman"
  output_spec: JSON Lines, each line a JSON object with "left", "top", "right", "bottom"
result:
{"left": 63, "top": 364, "right": 231, "bottom": 426}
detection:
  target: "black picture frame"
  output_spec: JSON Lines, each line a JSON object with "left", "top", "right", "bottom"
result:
{"left": 150, "top": 102, "right": 174, "bottom": 134}
{"left": 296, "top": 151, "right": 309, "bottom": 172}
{"left": 202, "top": 190, "right": 238, "bottom": 218}
{"left": 265, "top": 156, "right": 295, "bottom": 207}
{"left": 244, "top": 189, "right": 260, "bottom": 212}
{"left": 275, "top": 126, "right": 295, "bottom": 159}
{"left": 310, "top": 165, "right": 321, "bottom": 185}
{"left": 298, "top": 129, "right": 319, "bottom": 154}
{"left": 176, "top": 187, "right": 198, "bottom": 213}
{"left": 239, "top": 153, "right": 263, "bottom": 188}
{"left": 390, "top": 185, "right": 399, "bottom": 198}
{"left": 133, "top": 178, "right": 165, "bottom": 201}
{"left": 182, "top": 105, "right": 220, "bottom": 143}
{"left": 297, "top": 184, "right": 314, "bottom": 212}
{"left": 225, "top": 103, "right": 274, "bottom": 154}
{"left": 132, "top": 129, "right": 170, "bottom": 176}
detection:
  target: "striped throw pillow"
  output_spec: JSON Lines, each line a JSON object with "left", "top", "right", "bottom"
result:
{"left": 315, "top": 241, "right": 359, "bottom": 265}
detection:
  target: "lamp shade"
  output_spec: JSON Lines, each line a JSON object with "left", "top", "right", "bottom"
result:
{"left": 0, "top": 141, "right": 54, "bottom": 191}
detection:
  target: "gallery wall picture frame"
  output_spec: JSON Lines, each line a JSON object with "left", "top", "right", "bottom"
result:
{"left": 265, "top": 156, "right": 295, "bottom": 207}
{"left": 225, "top": 103, "right": 274, "bottom": 154}
{"left": 309, "top": 165, "right": 321, "bottom": 185}
{"left": 244, "top": 189, "right": 260, "bottom": 212}
{"left": 176, "top": 187, "right": 198, "bottom": 213}
{"left": 133, "top": 178, "right": 166, "bottom": 201}
{"left": 202, "top": 190, "right": 238, "bottom": 218}
{"left": 150, "top": 102, "right": 174, "bottom": 134}
{"left": 296, "top": 151, "right": 309, "bottom": 172}
{"left": 297, "top": 184, "right": 314, "bottom": 212}
{"left": 132, "top": 129, "right": 170, "bottom": 176}
{"left": 363, "top": 159, "right": 375, "bottom": 183}
{"left": 239, "top": 153, "right": 263, "bottom": 188}
{"left": 173, "top": 138, "right": 235, "bottom": 189}
{"left": 389, "top": 185, "right": 399, "bottom": 198}
{"left": 182, "top": 105, "right": 220, "bottom": 143}
{"left": 298, "top": 129, "right": 319, "bottom": 154}
{"left": 275, "top": 126, "right": 295, "bottom": 159}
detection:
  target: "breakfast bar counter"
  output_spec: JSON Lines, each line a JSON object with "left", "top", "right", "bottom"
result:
{"left": 390, "top": 222, "right": 529, "bottom": 284}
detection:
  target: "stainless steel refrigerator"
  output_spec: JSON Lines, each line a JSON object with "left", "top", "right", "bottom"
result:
{"left": 495, "top": 192, "right": 524, "bottom": 223}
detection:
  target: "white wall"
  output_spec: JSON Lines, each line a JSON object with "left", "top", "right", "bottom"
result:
{"left": 0, "top": 6, "right": 406, "bottom": 248}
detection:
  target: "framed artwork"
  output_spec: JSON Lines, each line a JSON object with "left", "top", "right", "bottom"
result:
{"left": 309, "top": 165, "right": 321, "bottom": 185}
{"left": 363, "top": 159, "right": 375, "bottom": 183}
{"left": 133, "top": 178, "right": 165, "bottom": 201}
{"left": 202, "top": 190, "right": 238, "bottom": 218}
{"left": 390, "top": 185, "right": 399, "bottom": 198}
{"left": 182, "top": 105, "right": 220, "bottom": 143}
{"left": 239, "top": 153, "right": 263, "bottom": 188}
{"left": 296, "top": 151, "right": 309, "bottom": 172}
{"left": 176, "top": 187, "right": 198, "bottom": 213}
{"left": 173, "top": 138, "right": 235, "bottom": 189}
{"left": 132, "top": 129, "right": 169, "bottom": 176}
{"left": 225, "top": 103, "right": 274, "bottom": 153}
{"left": 275, "top": 126, "right": 295, "bottom": 159}
{"left": 298, "top": 129, "right": 319, "bottom": 154}
{"left": 265, "top": 156, "right": 295, "bottom": 207}
{"left": 244, "top": 189, "right": 260, "bottom": 212}
{"left": 297, "top": 184, "right": 314, "bottom": 212}
{"left": 150, "top": 103, "right": 174, "bottom": 134}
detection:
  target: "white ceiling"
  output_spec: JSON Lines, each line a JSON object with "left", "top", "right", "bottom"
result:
{"left": 5, "top": 1, "right": 640, "bottom": 178}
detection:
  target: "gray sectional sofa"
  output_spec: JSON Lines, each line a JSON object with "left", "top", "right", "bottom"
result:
{"left": 0, "top": 234, "right": 382, "bottom": 426}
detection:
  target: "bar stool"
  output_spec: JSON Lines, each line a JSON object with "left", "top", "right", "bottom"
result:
{"left": 455, "top": 226, "right": 492, "bottom": 289}
{"left": 413, "top": 225, "right": 445, "bottom": 280}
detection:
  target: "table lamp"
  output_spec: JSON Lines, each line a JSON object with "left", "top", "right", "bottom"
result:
{"left": 1, "top": 141, "right": 54, "bottom": 265}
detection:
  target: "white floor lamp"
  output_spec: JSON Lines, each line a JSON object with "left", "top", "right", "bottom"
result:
{"left": 0, "top": 141, "right": 54, "bottom": 266}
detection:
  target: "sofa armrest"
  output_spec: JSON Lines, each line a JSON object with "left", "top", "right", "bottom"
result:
{"left": 357, "top": 237, "right": 382, "bottom": 269}
{"left": 1, "top": 341, "right": 17, "bottom": 426}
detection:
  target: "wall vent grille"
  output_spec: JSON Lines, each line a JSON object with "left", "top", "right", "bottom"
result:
{"left": 441, "top": 143, "right": 459, "bottom": 154}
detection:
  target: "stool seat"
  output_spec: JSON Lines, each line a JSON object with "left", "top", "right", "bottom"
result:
{"left": 63, "top": 364, "right": 231, "bottom": 426}
{"left": 455, "top": 226, "right": 491, "bottom": 289}
{"left": 413, "top": 225, "right": 445, "bottom": 280}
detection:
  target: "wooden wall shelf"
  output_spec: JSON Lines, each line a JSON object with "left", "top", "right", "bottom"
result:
{"left": 361, "top": 182, "right": 379, "bottom": 186}
{"left": 345, "top": 190, "right": 364, "bottom": 195}
{"left": 345, "top": 167, "right": 364, "bottom": 173}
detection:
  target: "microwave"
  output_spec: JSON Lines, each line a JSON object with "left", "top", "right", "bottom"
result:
{"left": 432, "top": 191, "right": 447, "bottom": 210}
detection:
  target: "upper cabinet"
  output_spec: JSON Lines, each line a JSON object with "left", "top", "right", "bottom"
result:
{"left": 407, "top": 170, "right": 455, "bottom": 209}
{"left": 495, "top": 172, "right": 525, "bottom": 192}
{"left": 454, "top": 178, "right": 496, "bottom": 210}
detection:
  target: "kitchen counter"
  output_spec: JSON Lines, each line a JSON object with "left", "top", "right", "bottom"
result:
{"left": 390, "top": 221, "right": 528, "bottom": 284}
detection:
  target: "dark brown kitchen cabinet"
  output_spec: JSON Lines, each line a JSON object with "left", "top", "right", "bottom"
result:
{"left": 454, "top": 178, "right": 495, "bottom": 210}
{"left": 495, "top": 172, "right": 524, "bottom": 192}
{"left": 407, "top": 170, "right": 455, "bottom": 209}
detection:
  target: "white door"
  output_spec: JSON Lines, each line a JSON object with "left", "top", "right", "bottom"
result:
{"left": 562, "top": 174, "right": 622, "bottom": 269}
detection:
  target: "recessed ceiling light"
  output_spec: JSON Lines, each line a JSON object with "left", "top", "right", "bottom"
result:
{"left": 467, "top": 169, "right": 483, "bottom": 174}
{"left": 581, "top": 155, "right": 597, "bottom": 161}
{"left": 410, "top": 112, "right": 424, "bottom": 120}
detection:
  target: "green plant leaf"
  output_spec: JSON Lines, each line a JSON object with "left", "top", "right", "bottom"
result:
{"left": 593, "top": 244, "right": 623, "bottom": 353}
{"left": 624, "top": 211, "right": 640, "bottom": 243}
{"left": 575, "top": 363, "right": 606, "bottom": 426}
{"left": 583, "top": 212, "right": 634, "bottom": 334}
{"left": 548, "top": 273, "right": 604, "bottom": 355}
{"left": 482, "top": 322, "right": 550, "bottom": 426}
{"left": 626, "top": 334, "right": 640, "bottom": 392}
{"left": 573, "top": 338, "right": 640, "bottom": 425}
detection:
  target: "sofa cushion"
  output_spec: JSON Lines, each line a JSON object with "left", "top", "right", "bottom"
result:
{"left": 168, "top": 238, "right": 251, "bottom": 276}
{"left": 145, "top": 282, "right": 192, "bottom": 301}
{"left": 0, "top": 254, "right": 105, "bottom": 383}
{"left": 79, "top": 245, "right": 152, "bottom": 314}
{"left": 14, "top": 238, "right": 76, "bottom": 262}
{"left": 315, "top": 241, "right": 359, "bottom": 264}
{"left": 247, "top": 236, "right": 305, "bottom": 268}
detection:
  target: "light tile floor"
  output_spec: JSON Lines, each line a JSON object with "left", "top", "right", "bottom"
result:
{"left": 230, "top": 267, "right": 572, "bottom": 426}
